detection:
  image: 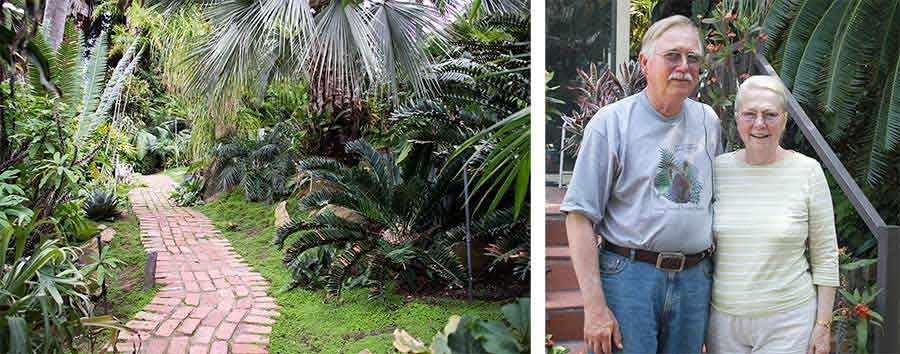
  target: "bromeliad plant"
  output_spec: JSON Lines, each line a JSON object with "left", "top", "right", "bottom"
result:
{"left": 560, "top": 60, "right": 646, "bottom": 157}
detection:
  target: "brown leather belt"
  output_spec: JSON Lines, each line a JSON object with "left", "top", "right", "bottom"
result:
{"left": 601, "top": 239, "right": 713, "bottom": 272}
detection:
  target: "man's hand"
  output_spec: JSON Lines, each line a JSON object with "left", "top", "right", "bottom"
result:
{"left": 585, "top": 306, "right": 622, "bottom": 354}
{"left": 806, "top": 324, "right": 829, "bottom": 354}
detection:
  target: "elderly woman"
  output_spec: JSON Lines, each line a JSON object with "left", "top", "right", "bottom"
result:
{"left": 707, "top": 75, "right": 839, "bottom": 354}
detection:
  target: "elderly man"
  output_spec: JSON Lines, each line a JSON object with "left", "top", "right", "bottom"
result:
{"left": 560, "top": 15, "right": 721, "bottom": 354}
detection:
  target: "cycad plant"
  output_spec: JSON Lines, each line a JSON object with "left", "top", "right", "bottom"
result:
{"left": 763, "top": 0, "right": 900, "bottom": 186}
{"left": 206, "top": 122, "right": 296, "bottom": 202}
{"left": 274, "top": 139, "right": 470, "bottom": 298}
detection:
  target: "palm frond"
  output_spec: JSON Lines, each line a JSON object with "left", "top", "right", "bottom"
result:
{"left": 371, "top": 0, "right": 445, "bottom": 100}
{"left": 304, "top": 1, "right": 380, "bottom": 100}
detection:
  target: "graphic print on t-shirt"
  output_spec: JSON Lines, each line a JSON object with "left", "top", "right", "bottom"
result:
{"left": 654, "top": 146, "right": 702, "bottom": 204}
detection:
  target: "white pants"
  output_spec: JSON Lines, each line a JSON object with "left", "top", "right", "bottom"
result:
{"left": 707, "top": 298, "right": 816, "bottom": 354}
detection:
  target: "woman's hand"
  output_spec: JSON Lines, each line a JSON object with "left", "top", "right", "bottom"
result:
{"left": 807, "top": 324, "right": 830, "bottom": 354}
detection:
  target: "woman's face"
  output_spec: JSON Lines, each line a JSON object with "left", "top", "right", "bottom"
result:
{"left": 736, "top": 88, "right": 787, "bottom": 149}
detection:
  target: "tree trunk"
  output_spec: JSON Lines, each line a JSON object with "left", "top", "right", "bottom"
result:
{"left": 43, "top": 0, "right": 72, "bottom": 51}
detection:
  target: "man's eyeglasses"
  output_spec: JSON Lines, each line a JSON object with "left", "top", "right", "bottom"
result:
{"left": 659, "top": 51, "right": 703, "bottom": 67}
{"left": 738, "top": 111, "right": 784, "bottom": 123}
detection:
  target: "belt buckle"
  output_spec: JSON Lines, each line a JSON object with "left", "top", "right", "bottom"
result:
{"left": 656, "top": 252, "right": 685, "bottom": 272}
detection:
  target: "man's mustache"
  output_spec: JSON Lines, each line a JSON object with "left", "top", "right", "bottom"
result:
{"left": 668, "top": 72, "right": 693, "bottom": 82}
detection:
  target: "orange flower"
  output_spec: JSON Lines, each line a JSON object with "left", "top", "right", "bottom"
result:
{"left": 854, "top": 304, "right": 870, "bottom": 318}
{"left": 758, "top": 33, "right": 769, "bottom": 41}
{"left": 546, "top": 338, "right": 555, "bottom": 348}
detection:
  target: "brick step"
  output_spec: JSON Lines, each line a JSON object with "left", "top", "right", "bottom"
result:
{"left": 546, "top": 306, "right": 584, "bottom": 342}
{"left": 547, "top": 290, "right": 582, "bottom": 311}
{"left": 547, "top": 214, "right": 567, "bottom": 246}
{"left": 547, "top": 246, "right": 570, "bottom": 260}
{"left": 557, "top": 340, "right": 586, "bottom": 354}
{"left": 547, "top": 259, "right": 578, "bottom": 291}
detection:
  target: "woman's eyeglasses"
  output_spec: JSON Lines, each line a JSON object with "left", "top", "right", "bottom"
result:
{"left": 738, "top": 111, "right": 784, "bottom": 123}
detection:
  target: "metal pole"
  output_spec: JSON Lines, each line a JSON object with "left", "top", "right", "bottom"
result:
{"left": 875, "top": 225, "right": 900, "bottom": 354}
{"left": 462, "top": 167, "right": 474, "bottom": 302}
{"left": 558, "top": 122, "right": 567, "bottom": 188}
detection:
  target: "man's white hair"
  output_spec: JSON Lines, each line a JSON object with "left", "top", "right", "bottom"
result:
{"left": 735, "top": 75, "right": 789, "bottom": 113}
{"left": 640, "top": 15, "right": 704, "bottom": 58}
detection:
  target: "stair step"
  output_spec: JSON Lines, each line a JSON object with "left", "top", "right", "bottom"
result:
{"left": 547, "top": 246, "right": 570, "bottom": 260}
{"left": 547, "top": 259, "right": 579, "bottom": 291}
{"left": 546, "top": 214, "right": 568, "bottom": 246}
{"left": 546, "top": 307, "right": 584, "bottom": 342}
{"left": 547, "top": 290, "right": 582, "bottom": 311}
{"left": 546, "top": 186, "right": 565, "bottom": 215}
{"left": 557, "top": 340, "right": 586, "bottom": 354}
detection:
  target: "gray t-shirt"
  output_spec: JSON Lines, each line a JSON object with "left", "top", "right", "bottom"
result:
{"left": 560, "top": 90, "right": 722, "bottom": 254}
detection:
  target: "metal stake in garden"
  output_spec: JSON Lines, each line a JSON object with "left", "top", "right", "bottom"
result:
{"left": 462, "top": 167, "right": 474, "bottom": 302}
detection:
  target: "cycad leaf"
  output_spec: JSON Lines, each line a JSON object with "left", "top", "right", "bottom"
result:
{"left": 822, "top": 0, "right": 880, "bottom": 141}
{"left": 55, "top": 20, "right": 84, "bottom": 116}
{"left": 75, "top": 31, "right": 108, "bottom": 143}
{"left": 762, "top": 0, "right": 804, "bottom": 56}
{"left": 791, "top": 0, "right": 848, "bottom": 109}
{"left": 885, "top": 54, "right": 900, "bottom": 151}
{"left": 779, "top": 0, "right": 831, "bottom": 89}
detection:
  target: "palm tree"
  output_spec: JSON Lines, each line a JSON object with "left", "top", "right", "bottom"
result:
{"left": 763, "top": 0, "right": 900, "bottom": 186}
{"left": 154, "top": 0, "right": 526, "bottom": 129}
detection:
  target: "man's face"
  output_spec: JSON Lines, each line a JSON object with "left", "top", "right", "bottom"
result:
{"left": 639, "top": 25, "right": 702, "bottom": 100}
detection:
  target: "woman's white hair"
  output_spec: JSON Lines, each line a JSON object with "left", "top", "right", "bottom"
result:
{"left": 640, "top": 15, "right": 704, "bottom": 58}
{"left": 735, "top": 75, "right": 789, "bottom": 113}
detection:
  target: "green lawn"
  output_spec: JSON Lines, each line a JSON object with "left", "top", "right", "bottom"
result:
{"left": 75, "top": 214, "right": 159, "bottom": 353}
{"left": 101, "top": 214, "right": 160, "bottom": 319}
{"left": 197, "top": 192, "right": 504, "bottom": 354}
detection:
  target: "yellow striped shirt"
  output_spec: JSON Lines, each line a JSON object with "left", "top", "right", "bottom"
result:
{"left": 711, "top": 151, "right": 839, "bottom": 317}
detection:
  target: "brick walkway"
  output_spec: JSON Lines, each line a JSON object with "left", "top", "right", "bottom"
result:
{"left": 111, "top": 175, "right": 278, "bottom": 354}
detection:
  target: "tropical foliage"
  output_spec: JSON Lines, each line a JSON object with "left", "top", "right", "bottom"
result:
{"left": 763, "top": 0, "right": 900, "bottom": 188}
{"left": 275, "top": 139, "right": 525, "bottom": 298}
{"left": 392, "top": 298, "right": 530, "bottom": 354}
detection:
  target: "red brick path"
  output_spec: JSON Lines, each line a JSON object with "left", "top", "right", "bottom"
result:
{"left": 111, "top": 175, "right": 278, "bottom": 354}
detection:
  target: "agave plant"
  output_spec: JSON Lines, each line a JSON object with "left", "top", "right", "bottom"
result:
{"left": 82, "top": 189, "right": 122, "bottom": 221}
{"left": 274, "top": 139, "right": 472, "bottom": 298}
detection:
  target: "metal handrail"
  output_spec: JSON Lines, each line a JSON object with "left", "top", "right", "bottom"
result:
{"left": 751, "top": 52, "right": 899, "bottom": 353}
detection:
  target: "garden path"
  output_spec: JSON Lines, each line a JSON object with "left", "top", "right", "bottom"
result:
{"left": 110, "top": 174, "right": 278, "bottom": 354}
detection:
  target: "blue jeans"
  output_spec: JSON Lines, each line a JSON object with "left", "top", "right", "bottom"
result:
{"left": 588, "top": 247, "right": 713, "bottom": 354}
